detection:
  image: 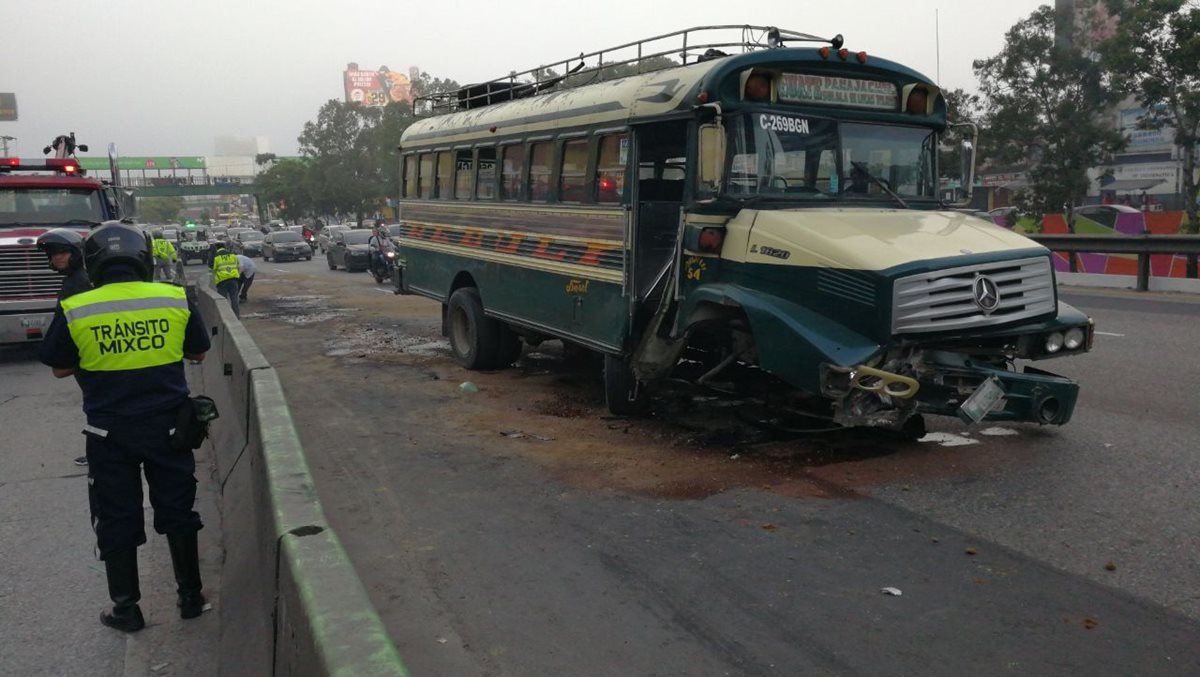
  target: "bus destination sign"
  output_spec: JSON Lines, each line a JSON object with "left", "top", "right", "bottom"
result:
{"left": 778, "top": 74, "right": 898, "bottom": 111}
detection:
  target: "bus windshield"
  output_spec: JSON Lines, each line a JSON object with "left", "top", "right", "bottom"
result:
{"left": 725, "top": 113, "right": 937, "bottom": 203}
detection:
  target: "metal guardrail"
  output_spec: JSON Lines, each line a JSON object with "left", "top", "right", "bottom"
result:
{"left": 1028, "top": 234, "right": 1200, "bottom": 291}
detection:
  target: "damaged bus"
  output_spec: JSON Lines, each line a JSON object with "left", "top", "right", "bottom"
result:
{"left": 394, "top": 25, "right": 1093, "bottom": 434}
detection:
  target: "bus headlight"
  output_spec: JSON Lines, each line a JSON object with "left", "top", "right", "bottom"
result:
{"left": 1045, "top": 332, "right": 1064, "bottom": 354}
{"left": 1064, "top": 327, "right": 1085, "bottom": 350}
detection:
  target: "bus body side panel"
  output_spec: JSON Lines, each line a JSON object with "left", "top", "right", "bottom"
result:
{"left": 397, "top": 201, "right": 631, "bottom": 351}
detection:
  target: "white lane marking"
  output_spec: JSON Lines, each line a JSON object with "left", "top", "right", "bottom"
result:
{"left": 918, "top": 432, "right": 980, "bottom": 447}
{"left": 274, "top": 268, "right": 288, "bottom": 273}
{"left": 372, "top": 288, "right": 393, "bottom": 294}
{"left": 1095, "top": 331, "right": 1125, "bottom": 337}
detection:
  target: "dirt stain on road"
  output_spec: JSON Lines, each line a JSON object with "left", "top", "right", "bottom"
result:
{"left": 242, "top": 268, "right": 1042, "bottom": 503}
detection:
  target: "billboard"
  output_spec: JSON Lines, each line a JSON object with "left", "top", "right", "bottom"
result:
{"left": 343, "top": 64, "right": 414, "bottom": 107}
{"left": 1118, "top": 106, "right": 1175, "bottom": 152}
{"left": 0, "top": 93, "right": 16, "bottom": 121}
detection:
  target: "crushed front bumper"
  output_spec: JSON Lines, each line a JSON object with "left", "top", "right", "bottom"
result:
{"left": 913, "top": 354, "right": 1080, "bottom": 425}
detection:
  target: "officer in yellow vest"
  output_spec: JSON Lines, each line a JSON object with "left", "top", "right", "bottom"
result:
{"left": 38, "top": 221, "right": 211, "bottom": 633}
{"left": 210, "top": 243, "right": 241, "bottom": 318}
{"left": 151, "top": 231, "right": 177, "bottom": 283}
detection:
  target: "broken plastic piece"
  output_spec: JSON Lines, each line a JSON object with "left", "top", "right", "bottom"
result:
{"left": 459, "top": 381, "right": 479, "bottom": 393}
{"left": 881, "top": 587, "right": 903, "bottom": 596}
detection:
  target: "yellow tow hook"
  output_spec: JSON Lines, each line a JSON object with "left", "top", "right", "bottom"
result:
{"left": 849, "top": 366, "right": 921, "bottom": 399}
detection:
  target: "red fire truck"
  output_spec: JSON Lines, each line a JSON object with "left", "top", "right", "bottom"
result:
{"left": 1, "top": 137, "right": 124, "bottom": 343}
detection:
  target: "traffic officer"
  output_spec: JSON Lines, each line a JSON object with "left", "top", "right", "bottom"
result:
{"left": 37, "top": 228, "right": 92, "bottom": 300}
{"left": 37, "top": 228, "right": 93, "bottom": 467}
{"left": 210, "top": 243, "right": 241, "bottom": 318}
{"left": 38, "top": 221, "right": 212, "bottom": 633}
{"left": 151, "top": 230, "right": 177, "bottom": 282}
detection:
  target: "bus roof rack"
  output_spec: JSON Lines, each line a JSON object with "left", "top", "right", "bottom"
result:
{"left": 414, "top": 25, "right": 842, "bottom": 117}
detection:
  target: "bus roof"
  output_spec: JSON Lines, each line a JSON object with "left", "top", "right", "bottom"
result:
{"left": 402, "top": 38, "right": 941, "bottom": 148}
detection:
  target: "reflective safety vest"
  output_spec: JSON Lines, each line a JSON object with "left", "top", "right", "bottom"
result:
{"left": 211, "top": 252, "right": 239, "bottom": 284}
{"left": 60, "top": 282, "right": 190, "bottom": 372}
{"left": 153, "top": 239, "right": 176, "bottom": 260}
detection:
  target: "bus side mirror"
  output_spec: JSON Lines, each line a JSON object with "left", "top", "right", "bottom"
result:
{"left": 698, "top": 123, "right": 725, "bottom": 190}
{"left": 951, "top": 122, "right": 978, "bottom": 206}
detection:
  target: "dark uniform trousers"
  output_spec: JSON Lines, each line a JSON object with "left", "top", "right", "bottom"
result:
{"left": 86, "top": 410, "right": 202, "bottom": 558}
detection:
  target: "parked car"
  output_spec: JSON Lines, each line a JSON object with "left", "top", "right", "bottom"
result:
{"left": 231, "top": 229, "right": 265, "bottom": 257}
{"left": 262, "top": 230, "right": 312, "bottom": 262}
{"left": 318, "top": 225, "right": 350, "bottom": 253}
{"left": 325, "top": 228, "right": 372, "bottom": 271}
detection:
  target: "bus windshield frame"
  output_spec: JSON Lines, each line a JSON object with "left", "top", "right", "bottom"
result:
{"left": 723, "top": 112, "right": 938, "bottom": 205}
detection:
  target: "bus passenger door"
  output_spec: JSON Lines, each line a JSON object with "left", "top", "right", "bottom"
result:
{"left": 629, "top": 121, "right": 688, "bottom": 333}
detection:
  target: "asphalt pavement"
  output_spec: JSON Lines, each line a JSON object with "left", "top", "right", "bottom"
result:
{"left": 0, "top": 341, "right": 222, "bottom": 677}
{"left": 231, "top": 258, "right": 1200, "bottom": 676}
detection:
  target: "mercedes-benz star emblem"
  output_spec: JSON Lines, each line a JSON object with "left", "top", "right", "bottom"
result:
{"left": 972, "top": 275, "right": 1001, "bottom": 314}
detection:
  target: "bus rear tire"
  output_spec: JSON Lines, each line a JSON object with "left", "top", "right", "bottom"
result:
{"left": 448, "top": 287, "right": 500, "bottom": 370}
{"left": 604, "top": 354, "right": 649, "bottom": 416}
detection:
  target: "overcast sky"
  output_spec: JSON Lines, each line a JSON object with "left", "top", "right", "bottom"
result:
{"left": 2, "top": 0, "right": 1049, "bottom": 158}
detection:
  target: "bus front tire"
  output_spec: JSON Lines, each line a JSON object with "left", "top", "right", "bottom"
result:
{"left": 448, "top": 287, "right": 500, "bottom": 370}
{"left": 604, "top": 354, "right": 649, "bottom": 416}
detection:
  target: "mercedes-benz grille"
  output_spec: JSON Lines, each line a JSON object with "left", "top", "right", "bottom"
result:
{"left": 891, "top": 256, "right": 1055, "bottom": 334}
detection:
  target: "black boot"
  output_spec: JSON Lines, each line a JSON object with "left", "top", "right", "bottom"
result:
{"left": 167, "top": 531, "right": 205, "bottom": 619}
{"left": 100, "top": 548, "right": 145, "bottom": 632}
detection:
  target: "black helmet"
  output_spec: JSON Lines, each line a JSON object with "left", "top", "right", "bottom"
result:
{"left": 36, "top": 228, "right": 85, "bottom": 273}
{"left": 151, "top": 229, "right": 164, "bottom": 240}
{"left": 83, "top": 221, "right": 153, "bottom": 284}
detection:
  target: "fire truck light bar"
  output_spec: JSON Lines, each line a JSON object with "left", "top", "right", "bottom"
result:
{"left": 0, "top": 157, "right": 83, "bottom": 173}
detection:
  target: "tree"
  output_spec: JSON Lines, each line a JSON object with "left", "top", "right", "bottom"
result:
{"left": 410, "top": 71, "right": 462, "bottom": 99}
{"left": 1101, "top": 0, "right": 1200, "bottom": 232}
{"left": 299, "top": 100, "right": 395, "bottom": 225}
{"left": 138, "top": 196, "right": 184, "bottom": 223}
{"left": 974, "top": 5, "right": 1126, "bottom": 225}
{"left": 254, "top": 152, "right": 277, "bottom": 167}
{"left": 939, "top": 88, "right": 984, "bottom": 182}
{"left": 256, "top": 158, "right": 312, "bottom": 222}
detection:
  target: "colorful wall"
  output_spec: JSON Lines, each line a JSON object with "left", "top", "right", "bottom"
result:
{"left": 994, "top": 210, "right": 1196, "bottom": 278}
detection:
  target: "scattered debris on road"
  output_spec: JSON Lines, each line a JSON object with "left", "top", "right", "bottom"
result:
{"left": 881, "top": 587, "right": 903, "bottom": 596}
{"left": 500, "top": 430, "right": 553, "bottom": 441}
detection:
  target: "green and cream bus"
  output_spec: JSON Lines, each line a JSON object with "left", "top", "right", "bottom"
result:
{"left": 395, "top": 25, "right": 1093, "bottom": 432}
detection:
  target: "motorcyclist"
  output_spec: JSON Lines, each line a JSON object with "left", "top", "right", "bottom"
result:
{"left": 367, "top": 223, "right": 395, "bottom": 282}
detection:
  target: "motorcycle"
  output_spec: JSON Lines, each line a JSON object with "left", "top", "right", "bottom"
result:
{"left": 369, "top": 242, "right": 397, "bottom": 284}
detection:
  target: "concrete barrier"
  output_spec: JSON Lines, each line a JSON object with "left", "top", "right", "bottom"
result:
{"left": 188, "top": 286, "right": 409, "bottom": 677}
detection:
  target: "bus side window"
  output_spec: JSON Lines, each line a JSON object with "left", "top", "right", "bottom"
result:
{"left": 454, "top": 149, "right": 474, "bottom": 199}
{"left": 529, "top": 142, "right": 552, "bottom": 202}
{"left": 435, "top": 152, "right": 453, "bottom": 199}
{"left": 418, "top": 153, "right": 434, "bottom": 199}
{"left": 476, "top": 147, "right": 497, "bottom": 200}
{"left": 501, "top": 145, "right": 524, "bottom": 200}
{"left": 596, "top": 134, "right": 627, "bottom": 204}
{"left": 559, "top": 139, "right": 588, "bottom": 203}
{"left": 403, "top": 155, "right": 418, "bottom": 199}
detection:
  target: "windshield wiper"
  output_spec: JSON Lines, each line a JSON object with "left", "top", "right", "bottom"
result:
{"left": 60, "top": 219, "right": 102, "bottom": 226}
{"left": 849, "top": 161, "right": 908, "bottom": 209}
